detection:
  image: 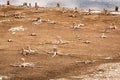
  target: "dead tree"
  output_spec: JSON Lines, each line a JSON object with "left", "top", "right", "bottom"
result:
{"left": 102, "top": 9, "right": 110, "bottom": 15}
{"left": 73, "top": 7, "right": 79, "bottom": 13}
{"left": 35, "top": 2, "right": 38, "bottom": 10}
{"left": 88, "top": 9, "right": 92, "bottom": 15}
{"left": 7, "top": 0, "right": 10, "bottom": 5}
{"left": 56, "top": 3, "right": 60, "bottom": 8}
{"left": 102, "top": 9, "right": 106, "bottom": 15}
{"left": 115, "top": 6, "right": 119, "bottom": 12}
{"left": 23, "top": 2, "right": 28, "bottom": 7}
{"left": 29, "top": 3, "right": 31, "bottom": 8}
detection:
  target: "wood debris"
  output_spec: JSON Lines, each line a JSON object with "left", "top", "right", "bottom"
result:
{"left": 39, "top": 36, "right": 69, "bottom": 45}
{"left": 10, "top": 58, "right": 41, "bottom": 68}
{"left": 82, "top": 40, "right": 91, "bottom": 44}
{"left": 76, "top": 60, "right": 96, "bottom": 64}
{"left": 70, "top": 23, "right": 85, "bottom": 29}
{"left": 21, "top": 46, "right": 38, "bottom": 56}
{"left": 44, "top": 47, "right": 69, "bottom": 57}
{"left": 100, "top": 33, "right": 108, "bottom": 38}
{"left": 0, "top": 75, "right": 10, "bottom": 80}
{"left": 108, "top": 23, "right": 117, "bottom": 30}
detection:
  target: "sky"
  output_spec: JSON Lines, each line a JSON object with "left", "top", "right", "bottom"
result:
{"left": 0, "top": 0, "right": 120, "bottom": 10}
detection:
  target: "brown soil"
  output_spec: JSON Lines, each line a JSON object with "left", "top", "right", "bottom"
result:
{"left": 0, "top": 6, "right": 120, "bottom": 80}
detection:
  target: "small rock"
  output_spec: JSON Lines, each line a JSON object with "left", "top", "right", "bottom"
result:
{"left": 83, "top": 40, "right": 91, "bottom": 44}
{"left": 8, "top": 39, "right": 13, "bottom": 42}
{"left": 104, "top": 57, "right": 113, "bottom": 60}
{"left": 31, "top": 33, "right": 37, "bottom": 36}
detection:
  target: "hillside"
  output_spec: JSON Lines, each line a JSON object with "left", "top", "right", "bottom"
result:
{"left": 0, "top": 5, "right": 120, "bottom": 80}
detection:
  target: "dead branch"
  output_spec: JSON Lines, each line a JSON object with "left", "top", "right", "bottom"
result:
{"left": 76, "top": 60, "right": 96, "bottom": 64}
{"left": 21, "top": 46, "right": 38, "bottom": 56}
{"left": 39, "top": 37, "right": 69, "bottom": 45}
{"left": 70, "top": 23, "right": 85, "bottom": 29}
{"left": 100, "top": 33, "right": 108, "bottom": 38}
{"left": 44, "top": 47, "right": 69, "bottom": 57}
{"left": 82, "top": 40, "right": 91, "bottom": 44}
{"left": 10, "top": 58, "right": 42, "bottom": 68}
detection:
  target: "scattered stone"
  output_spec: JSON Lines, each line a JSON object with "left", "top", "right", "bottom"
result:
{"left": 48, "top": 20, "right": 57, "bottom": 24}
{"left": 0, "top": 20, "right": 10, "bottom": 23}
{"left": 31, "top": 33, "right": 37, "bottom": 36}
{"left": 35, "top": 2, "right": 39, "bottom": 10}
{"left": 50, "top": 78, "right": 68, "bottom": 80}
{"left": 39, "top": 36, "right": 69, "bottom": 45}
{"left": 83, "top": 40, "right": 91, "bottom": 44}
{"left": 73, "top": 7, "right": 79, "bottom": 13}
{"left": 104, "top": 57, "right": 113, "bottom": 60}
{"left": 56, "top": 3, "right": 60, "bottom": 8}
{"left": 68, "top": 14, "right": 77, "bottom": 18}
{"left": 61, "top": 7, "right": 67, "bottom": 13}
{"left": 8, "top": 39, "right": 13, "bottom": 42}
{"left": 75, "top": 35, "right": 81, "bottom": 40}
{"left": 14, "top": 15, "right": 25, "bottom": 19}
{"left": 8, "top": 26, "right": 25, "bottom": 32}
{"left": 101, "top": 28, "right": 109, "bottom": 33}
{"left": 0, "top": 75, "right": 9, "bottom": 80}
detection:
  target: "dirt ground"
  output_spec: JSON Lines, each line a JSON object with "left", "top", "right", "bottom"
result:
{"left": 0, "top": 6, "right": 120, "bottom": 80}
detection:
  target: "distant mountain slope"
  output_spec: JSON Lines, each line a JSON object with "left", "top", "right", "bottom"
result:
{"left": 0, "top": 0, "right": 120, "bottom": 10}
{"left": 77, "top": 0, "right": 120, "bottom": 10}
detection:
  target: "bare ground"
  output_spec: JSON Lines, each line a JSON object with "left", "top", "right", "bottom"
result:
{"left": 0, "top": 6, "right": 120, "bottom": 80}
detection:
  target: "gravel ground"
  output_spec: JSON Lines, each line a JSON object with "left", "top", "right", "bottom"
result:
{"left": 76, "top": 62, "right": 120, "bottom": 80}
{"left": 50, "top": 62, "right": 120, "bottom": 80}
